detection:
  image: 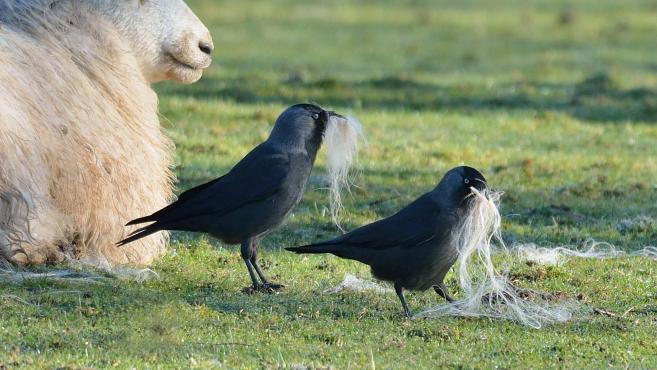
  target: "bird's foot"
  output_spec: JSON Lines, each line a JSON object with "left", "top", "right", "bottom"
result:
{"left": 260, "top": 282, "right": 285, "bottom": 293}
{"left": 241, "top": 284, "right": 260, "bottom": 294}
{"left": 241, "top": 283, "right": 285, "bottom": 294}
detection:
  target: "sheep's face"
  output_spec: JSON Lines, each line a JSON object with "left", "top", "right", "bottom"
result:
{"left": 90, "top": 0, "right": 213, "bottom": 84}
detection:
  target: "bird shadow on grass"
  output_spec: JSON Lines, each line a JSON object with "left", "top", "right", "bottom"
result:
{"left": 158, "top": 71, "right": 657, "bottom": 124}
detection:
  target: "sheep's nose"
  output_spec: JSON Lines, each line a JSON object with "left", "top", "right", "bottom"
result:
{"left": 199, "top": 41, "right": 214, "bottom": 55}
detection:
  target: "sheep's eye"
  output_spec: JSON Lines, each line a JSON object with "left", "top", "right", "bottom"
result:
{"left": 464, "top": 179, "right": 470, "bottom": 184}
{"left": 312, "top": 113, "right": 320, "bottom": 120}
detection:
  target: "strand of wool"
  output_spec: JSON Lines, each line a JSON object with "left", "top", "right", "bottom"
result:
{"left": 418, "top": 189, "right": 579, "bottom": 328}
{"left": 323, "top": 115, "right": 364, "bottom": 230}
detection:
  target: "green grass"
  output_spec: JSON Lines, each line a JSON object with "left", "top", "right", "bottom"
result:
{"left": 2, "top": 0, "right": 657, "bottom": 368}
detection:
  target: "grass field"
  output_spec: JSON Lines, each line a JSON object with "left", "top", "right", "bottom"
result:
{"left": 2, "top": 0, "right": 657, "bottom": 368}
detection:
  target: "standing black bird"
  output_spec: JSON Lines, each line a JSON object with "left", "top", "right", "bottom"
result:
{"left": 286, "top": 166, "right": 487, "bottom": 318}
{"left": 117, "top": 103, "right": 346, "bottom": 292}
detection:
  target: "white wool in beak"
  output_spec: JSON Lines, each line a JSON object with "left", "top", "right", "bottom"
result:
{"left": 418, "top": 188, "right": 580, "bottom": 328}
{"left": 324, "top": 115, "right": 363, "bottom": 229}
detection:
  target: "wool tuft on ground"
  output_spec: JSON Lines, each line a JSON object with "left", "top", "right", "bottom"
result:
{"left": 326, "top": 273, "right": 393, "bottom": 294}
{"left": 0, "top": 258, "right": 160, "bottom": 285}
{"left": 514, "top": 241, "right": 657, "bottom": 266}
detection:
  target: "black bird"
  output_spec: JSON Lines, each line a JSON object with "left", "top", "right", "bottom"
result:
{"left": 286, "top": 166, "right": 487, "bottom": 318}
{"left": 118, "top": 103, "right": 345, "bottom": 292}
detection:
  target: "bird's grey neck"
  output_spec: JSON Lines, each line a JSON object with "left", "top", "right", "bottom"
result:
{"left": 267, "top": 129, "right": 322, "bottom": 159}
{"left": 268, "top": 137, "right": 308, "bottom": 155}
{"left": 430, "top": 185, "right": 462, "bottom": 211}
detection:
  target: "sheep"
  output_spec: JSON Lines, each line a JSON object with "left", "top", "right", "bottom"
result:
{"left": 0, "top": 0, "right": 213, "bottom": 267}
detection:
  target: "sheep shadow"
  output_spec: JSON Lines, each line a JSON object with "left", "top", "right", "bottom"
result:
{"left": 0, "top": 265, "right": 391, "bottom": 321}
{"left": 170, "top": 161, "right": 657, "bottom": 251}
{"left": 158, "top": 71, "right": 657, "bottom": 124}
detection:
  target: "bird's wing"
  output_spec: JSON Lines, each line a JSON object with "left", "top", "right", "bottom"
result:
{"left": 320, "top": 193, "right": 443, "bottom": 250}
{"left": 137, "top": 143, "right": 292, "bottom": 226}
{"left": 175, "top": 175, "right": 226, "bottom": 203}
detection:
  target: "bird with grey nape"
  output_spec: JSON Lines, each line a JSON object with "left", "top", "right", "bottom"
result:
{"left": 117, "top": 103, "right": 346, "bottom": 293}
{"left": 287, "top": 166, "right": 487, "bottom": 318}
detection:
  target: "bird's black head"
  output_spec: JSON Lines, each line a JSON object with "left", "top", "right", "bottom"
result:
{"left": 432, "top": 166, "right": 488, "bottom": 208}
{"left": 268, "top": 103, "right": 343, "bottom": 156}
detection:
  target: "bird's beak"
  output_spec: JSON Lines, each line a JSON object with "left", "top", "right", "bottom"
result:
{"left": 328, "top": 111, "right": 345, "bottom": 119}
{"left": 470, "top": 179, "right": 488, "bottom": 196}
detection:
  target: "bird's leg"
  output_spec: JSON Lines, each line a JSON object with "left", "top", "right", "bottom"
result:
{"left": 241, "top": 239, "right": 261, "bottom": 293}
{"left": 433, "top": 282, "right": 454, "bottom": 303}
{"left": 243, "top": 259, "right": 260, "bottom": 290}
{"left": 250, "top": 240, "right": 284, "bottom": 292}
{"left": 240, "top": 238, "right": 283, "bottom": 294}
{"left": 250, "top": 239, "right": 269, "bottom": 284}
{"left": 394, "top": 282, "right": 413, "bottom": 319}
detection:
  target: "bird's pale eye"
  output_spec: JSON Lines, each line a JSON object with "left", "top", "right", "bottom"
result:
{"left": 464, "top": 179, "right": 470, "bottom": 184}
{"left": 312, "top": 113, "right": 320, "bottom": 120}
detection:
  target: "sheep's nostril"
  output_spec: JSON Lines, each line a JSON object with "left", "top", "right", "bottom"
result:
{"left": 199, "top": 41, "right": 213, "bottom": 55}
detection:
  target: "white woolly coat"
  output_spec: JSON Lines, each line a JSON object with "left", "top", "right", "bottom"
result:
{"left": 0, "top": 3, "right": 173, "bottom": 266}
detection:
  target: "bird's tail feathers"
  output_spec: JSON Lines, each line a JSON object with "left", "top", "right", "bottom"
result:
{"left": 125, "top": 215, "right": 156, "bottom": 226}
{"left": 116, "top": 224, "right": 160, "bottom": 247}
{"left": 287, "top": 242, "right": 373, "bottom": 265}
{"left": 285, "top": 243, "right": 337, "bottom": 254}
